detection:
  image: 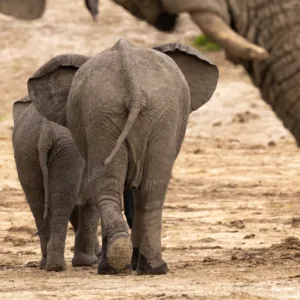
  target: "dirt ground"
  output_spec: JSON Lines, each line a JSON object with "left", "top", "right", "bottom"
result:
{"left": 1, "top": 1, "right": 300, "bottom": 299}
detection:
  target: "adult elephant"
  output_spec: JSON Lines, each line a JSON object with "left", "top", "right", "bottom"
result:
{"left": 113, "top": 0, "right": 300, "bottom": 146}
{"left": 27, "top": 39, "right": 218, "bottom": 274}
{"left": 0, "top": 0, "right": 99, "bottom": 20}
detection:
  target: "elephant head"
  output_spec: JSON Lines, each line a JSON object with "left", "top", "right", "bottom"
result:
{"left": 0, "top": 0, "right": 99, "bottom": 20}
{"left": 27, "top": 41, "right": 218, "bottom": 130}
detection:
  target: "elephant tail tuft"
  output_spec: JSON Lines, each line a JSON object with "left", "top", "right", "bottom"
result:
{"left": 104, "top": 106, "right": 141, "bottom": 167}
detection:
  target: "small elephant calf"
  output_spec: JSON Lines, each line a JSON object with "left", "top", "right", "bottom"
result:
{"left": 12, "top": 96, "right": 100, "bottom": 271}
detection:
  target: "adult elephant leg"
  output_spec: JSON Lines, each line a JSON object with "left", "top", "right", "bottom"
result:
{"left": 72, "top": 198, "right": 100, "bottom": 267}
{"left": 135, "top": 154, "right": 172, "bottom": 275}
{"left": 97, "top": 219, "right": 131, "bottom": 274}
{"left": 135, "top": 184, "right": 168, "bottom": 275}
{"left": 89, "top": 149, "right": 132, "bottom": 274}
{"left": 22, "top": 185, "right": 50, "bottom": 269}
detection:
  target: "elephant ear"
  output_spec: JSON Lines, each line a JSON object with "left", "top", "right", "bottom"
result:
{"left": 13, "top": 95, "right": 32, "bottom": 124}
{"left": 154, "top": 43, "right": 219, "bottom": 112}
{"left": 28, "top": 54, "right": 89, "bottom": 126}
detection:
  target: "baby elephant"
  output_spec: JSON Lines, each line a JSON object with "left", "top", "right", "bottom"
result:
{"left": 12, "top": 96, "right": 100, "bottom": 271}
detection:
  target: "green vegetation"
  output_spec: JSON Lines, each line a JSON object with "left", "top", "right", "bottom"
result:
{"left": 193, "top": 35, "right": 222, "bottom": 51}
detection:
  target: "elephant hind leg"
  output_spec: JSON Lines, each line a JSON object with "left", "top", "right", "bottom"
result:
{"left": 22, "top": 185, "right": 50, "bottom": 270}
{"left": 72, "top": 198, "right": 100, "bottom": 267}
{"left": 45, "top": 191, "right": 73, "bottom": 272}
{"left": 133, "top": 150, "right": 175, "bottom": 275}
{"left": 46, "top": 168, "right": 79, "bottom": 271}
{"left": 90, "top": 153, "right": 132, "bottom": 274}
{"left": 133, "top": 186, "right": 168, "bottom": 275}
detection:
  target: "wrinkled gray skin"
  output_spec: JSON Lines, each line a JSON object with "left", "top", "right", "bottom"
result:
{"left": 113, "top": 0, "right": 300, "bottom": 147}
{"left": 27, "top": 39, "right": 219, "bottom": 275}
{"left": 0, "top": 0, "right": 99, "bottom": 20}
{"left": 12, "top": 96, "right": 100, "bottom": 271}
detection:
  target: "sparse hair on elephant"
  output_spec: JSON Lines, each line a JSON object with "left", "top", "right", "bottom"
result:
{"left": 12, "top": 96, "right": 100, "bottom": 271}
{"left": 27, "top": 38, "right": 219, "bottom": 275}
{"left": 113, "top": 0, "right": 300, "bottom": 148}
{"left": 0, "top": 0, "right": 99, "bottom": 20}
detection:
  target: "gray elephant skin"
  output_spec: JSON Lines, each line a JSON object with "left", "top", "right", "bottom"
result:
{"left": 113, "top": 0, "right": 300, "bottom": 147}
{"left": 0, "top": 0, "right": 99, "bottom": 20}
{"left": 12, "top": 96, "right": 100, "bottom": 271}
{"left": 27, "top": 39, "right": 219, "bottom": 275}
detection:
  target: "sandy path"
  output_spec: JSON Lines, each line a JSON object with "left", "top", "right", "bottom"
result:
{"left": 0, "top": 1, "right": 300, "bottom": 299}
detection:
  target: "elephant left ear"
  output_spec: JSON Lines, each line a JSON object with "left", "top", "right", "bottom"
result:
{"left": 153, "top": 43, "right": 219, "bottom": 112}
{"left": 28, "top": 54, "right": 89, "bottom": 126}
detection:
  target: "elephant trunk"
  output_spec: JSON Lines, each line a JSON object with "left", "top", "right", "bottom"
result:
{"left": 190, "top": 12, "right": 269, "bottom": 61}
{"left": 160, "top": 0, "right": 268, "bottom": 61}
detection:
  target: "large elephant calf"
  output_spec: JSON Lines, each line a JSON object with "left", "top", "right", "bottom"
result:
{"left": 28, "top": 39, "right": 219, "bottom": 275}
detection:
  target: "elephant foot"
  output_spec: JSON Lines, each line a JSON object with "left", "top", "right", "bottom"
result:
{"left": 46, "top": 257, "right": 66, "bottom": 272}
{"left": 98, "top": 257, "right": 132, "bottom": 275}
{"left": 46, "top": 262, "right": 66, "bottom": 272}
{"left": 106, "top": 232, "right": 132, "bottom": 271}
{"left": 72, "top": 252, "right": 98, "bottom": 267}
{"left": 39, "top": 256, "right": 47, "bottom": 270}
{"left": 136, "top": 253, "right": 168, "bottom": 275}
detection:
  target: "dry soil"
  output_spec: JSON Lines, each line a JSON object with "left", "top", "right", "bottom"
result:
{"left": 0, "top": 1, "right": 300, "bottom": 299}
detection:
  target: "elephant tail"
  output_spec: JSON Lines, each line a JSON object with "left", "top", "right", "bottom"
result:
{"left": 104, "top": 106, "right": 141, "bottom": 167}
{"left": 37, "top": 121, "right": 52, "bottom": 220}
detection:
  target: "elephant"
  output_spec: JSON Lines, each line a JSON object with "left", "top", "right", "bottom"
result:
{"left": 12, "top": 96, "right": 101, "bottom": 271}
{"left": 27, "top": 39, "right": 219, "bottom": 275}
{"left": 0, "top": 0, "right": 99, "bottom": 20}
{"left": 111, "top": 0, "right": 300, "bottom": 147}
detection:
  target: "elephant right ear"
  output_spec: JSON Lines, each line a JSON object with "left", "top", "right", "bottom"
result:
{"left": 27, "top": 54, "right": 89, "bottom": 126}
{"left": 153, "top": 43, "right": 219, "bottom": 112}
{"left": 13, "top": 95, "right": 31, "bottom": 124}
